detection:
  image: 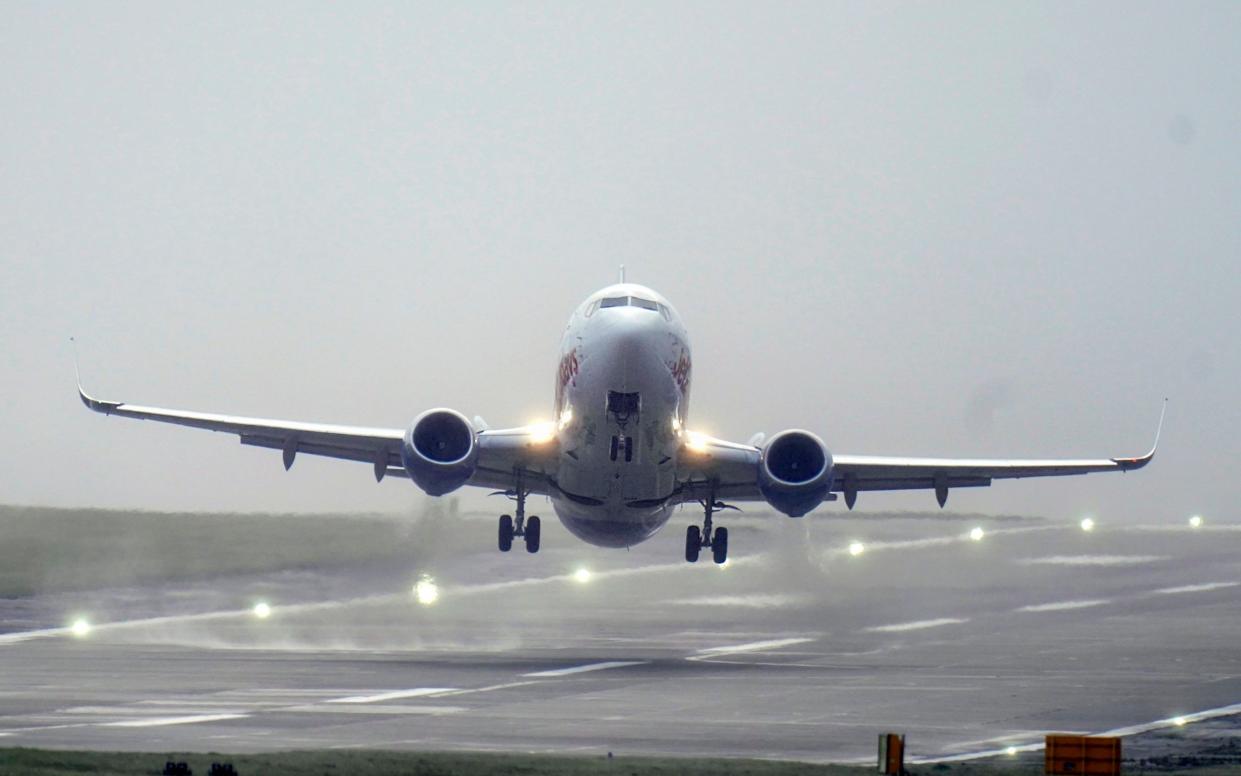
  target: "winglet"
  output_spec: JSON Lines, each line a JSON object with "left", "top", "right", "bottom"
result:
{"left": 72, "top": 338, "right": 121, "bottom": 415}
{"left": 1112, "top": 398, "right": 1167, "bottom": 470}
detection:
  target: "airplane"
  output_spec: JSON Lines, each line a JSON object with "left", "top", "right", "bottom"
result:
{"left": 78, "top": 276, "right": 1163, "bottom": 565}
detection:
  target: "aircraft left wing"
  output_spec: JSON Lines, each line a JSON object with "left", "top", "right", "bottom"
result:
{"left": 78, "top": 384, "right": 558, "bottom": 493}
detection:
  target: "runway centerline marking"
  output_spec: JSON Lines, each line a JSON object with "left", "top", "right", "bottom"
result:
{"left": 1152, "top": 581, "right": 1238, "bottom": 595}
{"left": 865, "top": 618, "right": 967, "bottom": 633}
{"left": 100, "top": 713, "right": 250, "bottom": 728}
{"left": 1016, "top": 599, "right": 1110, "bottom": 613}
{"left": 693, "top": 637, "right": 814, "bottom": 658}
{"left": 1018, "top": 554, "right": 1167, "bottom": 567}
{"left": 429, "top": 681, "right": 540, "bottom": 697}
{"left": 325, "top": 688, "right": 457, "bottom": 704}
{"left": 523, "top": 661, "right": 646, "bottom": 677}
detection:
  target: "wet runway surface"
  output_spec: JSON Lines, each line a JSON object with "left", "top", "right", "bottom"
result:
{"left": 1, "top": 512, "right": 1239, "bottom": 762}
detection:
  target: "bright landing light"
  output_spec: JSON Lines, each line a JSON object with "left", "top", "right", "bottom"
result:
{"left": 573, "top": 567, "right": 592, "bottom": 584}
{"left": 1080, "top": 517, "right": 1096, "bottom": 532}
{"left": 1173, "top": 716, "right": 1188, "bottom": 727}
{"left": 70, "top": 618, "right": 91, "bottom": 638}
{"left": 848, "top": 541, "right": 866, "bottom": 557}
{"left": 684, "top": 431, "right": 710, "bottom": 453}
{"left": 527, "top": 422, "right": 556, "bottom": 444}
{"left": 969, "top": 526, "right": 985, "bottom": 542}
{"left": 252, "top": 602, "right": 272, "bottom": 619}
{"left": 1005, "top": 746, "right": 1018, "bottom": 756}
{"left": 1189, "top": 515, "right": 1204, "bottom": 529}
{"left": 413, "top": 576, "right": 439, "bottom": 605}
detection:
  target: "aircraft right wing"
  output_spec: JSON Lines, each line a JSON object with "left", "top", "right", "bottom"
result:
{"left": 676, "top": 401, "right": 1165, "bottom": 509}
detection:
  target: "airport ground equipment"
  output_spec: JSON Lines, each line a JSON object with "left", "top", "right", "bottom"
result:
{"left": 208, "top": 764, "right": 237, "bottom": 776}
{"left": 877, "top": 732, "right": 906, "bottom": 775}
{"left": 1045, "top": 734, "right": 1121, "bottom": 775}
{"left": 163, "top": 763, "right": 191, "bottom": 776}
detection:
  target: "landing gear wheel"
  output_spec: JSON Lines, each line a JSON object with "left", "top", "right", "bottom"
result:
{"left": 498, "top": 515, "right": 514, "bottom": 552}
{"left": 685, "top": 525, "right": 701, "bottom": 563}
{"left": 525, "top": 515, "right": 541, "bottom": 553}
{"left": 712, "top": 526, "right": 729, "bottom": 564}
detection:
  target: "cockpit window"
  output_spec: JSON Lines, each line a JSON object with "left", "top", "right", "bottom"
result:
{"left": 595, "top": 295, "right": 664, "bottom": 313}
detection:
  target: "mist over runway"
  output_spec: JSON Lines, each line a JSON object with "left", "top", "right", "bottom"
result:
{"left": 0, "top": 508, "right": 1238, "bottom": 762}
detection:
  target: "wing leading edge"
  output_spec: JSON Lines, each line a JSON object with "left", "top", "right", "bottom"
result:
{"left": 678, "top": 401, "right": 1165, "bottom": 509}
{"left": 78, "top": 383, "right": 558, "bottom": 493}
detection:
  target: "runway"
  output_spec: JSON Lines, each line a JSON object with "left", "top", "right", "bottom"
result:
{"left": 1, "top": 510, "right": 1239, "bottom": 762}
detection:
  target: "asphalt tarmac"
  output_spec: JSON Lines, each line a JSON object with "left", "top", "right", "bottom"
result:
{"left": 1, "top": 511, "right": 1238, "bottom": 763}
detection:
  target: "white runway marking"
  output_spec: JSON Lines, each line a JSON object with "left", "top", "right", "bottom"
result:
{"left": 865, "top": 618, "right": 967, "bottom": 633}
{"left": 1018, "top": 554, "right": 1167, "bottom": 567}
{"left": 694, "top": 637, "right": 814, "bottom": 657}
{"left": 663, "top": 594, "right": 807, "bottom": 608}
{"left": 1017, "top": 599, "right": 1110, "bottom": 613}
{"left": 289, "top": 704, "right": 466, "bottom": 715}
{"left": 913, "top": 701, "right": 1241, "bottom": 764}
{"left": 100, "top": 713, "right": 249, "bottom": 728}
{"left": 1153, "top": 581, "right": 1238, "bottom": 595}
{"left": 430, "top": 681, "right": 540, "bottom": 697}
{"left": 325, "top": 688, "right": 457, "bottom": 704}
{"left": 523, "top": 661, "right": 646, "bottom": 677}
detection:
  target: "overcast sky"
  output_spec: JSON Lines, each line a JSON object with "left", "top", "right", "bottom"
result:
{"left": 2, "top": 2, "right": 1237, "bottom": 523}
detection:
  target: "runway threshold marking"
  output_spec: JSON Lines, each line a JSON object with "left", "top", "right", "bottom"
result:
{"left": 325, "top": 688, "right": 457, "bottom": 704}
{"left": 99, "top": 713, "right": 250, "bottom": 728}
{"left": 522, "top": 661, "right": 646, "bottom": 677}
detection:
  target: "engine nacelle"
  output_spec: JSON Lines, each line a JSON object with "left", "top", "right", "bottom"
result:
{"left": 401, "top": 408, "right": 478, "bottom": 496}
{"left": 758, "top": 429, "right": 834, "bottom": 517}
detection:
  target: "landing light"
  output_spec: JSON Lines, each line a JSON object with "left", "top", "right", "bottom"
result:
{"left": 1173, "top": 716, "right": 1188, "bottom": 727}
{"left": 253, "top": 602, "right": 272, "bottom": 619}
{"left": 573, "top": 567, "right": 592, "bottom": 584}
{"left": 527, "top": 422, "right": 556, "bottom": 445}
{"left": 413, "top": 576, "right": 439, "bottom": 605}
{"left": 969, "top": 526, "right": 985, "bottom": 542}
{"left": 685, "top": 431, "right": 709, "bottom": 453}
{"left": 1080, "top": 517, "right": 1096, "bottom": 532}
{"left": 1189, "top": 515, "right": 1204, "bottom": 529}
{"left": 1005, "top": 746, "right": 1018, "bottom": 756}
{"left": 848, "top": 541, "right": 866, "bottom": 557}
{"left": 70, "top": 618, "right": 91, "bottom": 638}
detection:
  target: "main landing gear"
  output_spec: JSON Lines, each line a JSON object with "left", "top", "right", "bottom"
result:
{"left": 497, "top": 482, "right": 540, "bottom": 554}
{"left": 686, "top": 491, "right": 736, "bottom": 565}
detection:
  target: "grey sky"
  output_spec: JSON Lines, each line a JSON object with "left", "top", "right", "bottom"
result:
{"left": 2, "top": 2, "right": 1237, "bottom": 522}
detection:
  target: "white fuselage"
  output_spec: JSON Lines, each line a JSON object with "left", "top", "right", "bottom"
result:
{"left": 549, "top": 284, "right": 691, "bottom": 547}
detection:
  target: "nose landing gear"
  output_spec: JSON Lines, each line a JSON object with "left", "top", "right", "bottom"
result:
{"left": 685, "top": 489, "right": 735, "bottom": 564}
{"left": 495, "top": 479, "right": 540, "bottom": 554}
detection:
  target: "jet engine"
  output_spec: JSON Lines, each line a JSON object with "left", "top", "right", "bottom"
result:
{"left": 758, "top": 429, "right": 834, "bottom": 517}
{"left": 401, "top": 409, "right": 478, "bottom": 496}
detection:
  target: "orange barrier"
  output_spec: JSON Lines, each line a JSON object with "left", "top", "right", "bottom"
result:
{"left": 1045, "top": 734, "right": 1122, "bottom": 775}
{"left": 878, "top": 732, "right": 905, "bottom": 775}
